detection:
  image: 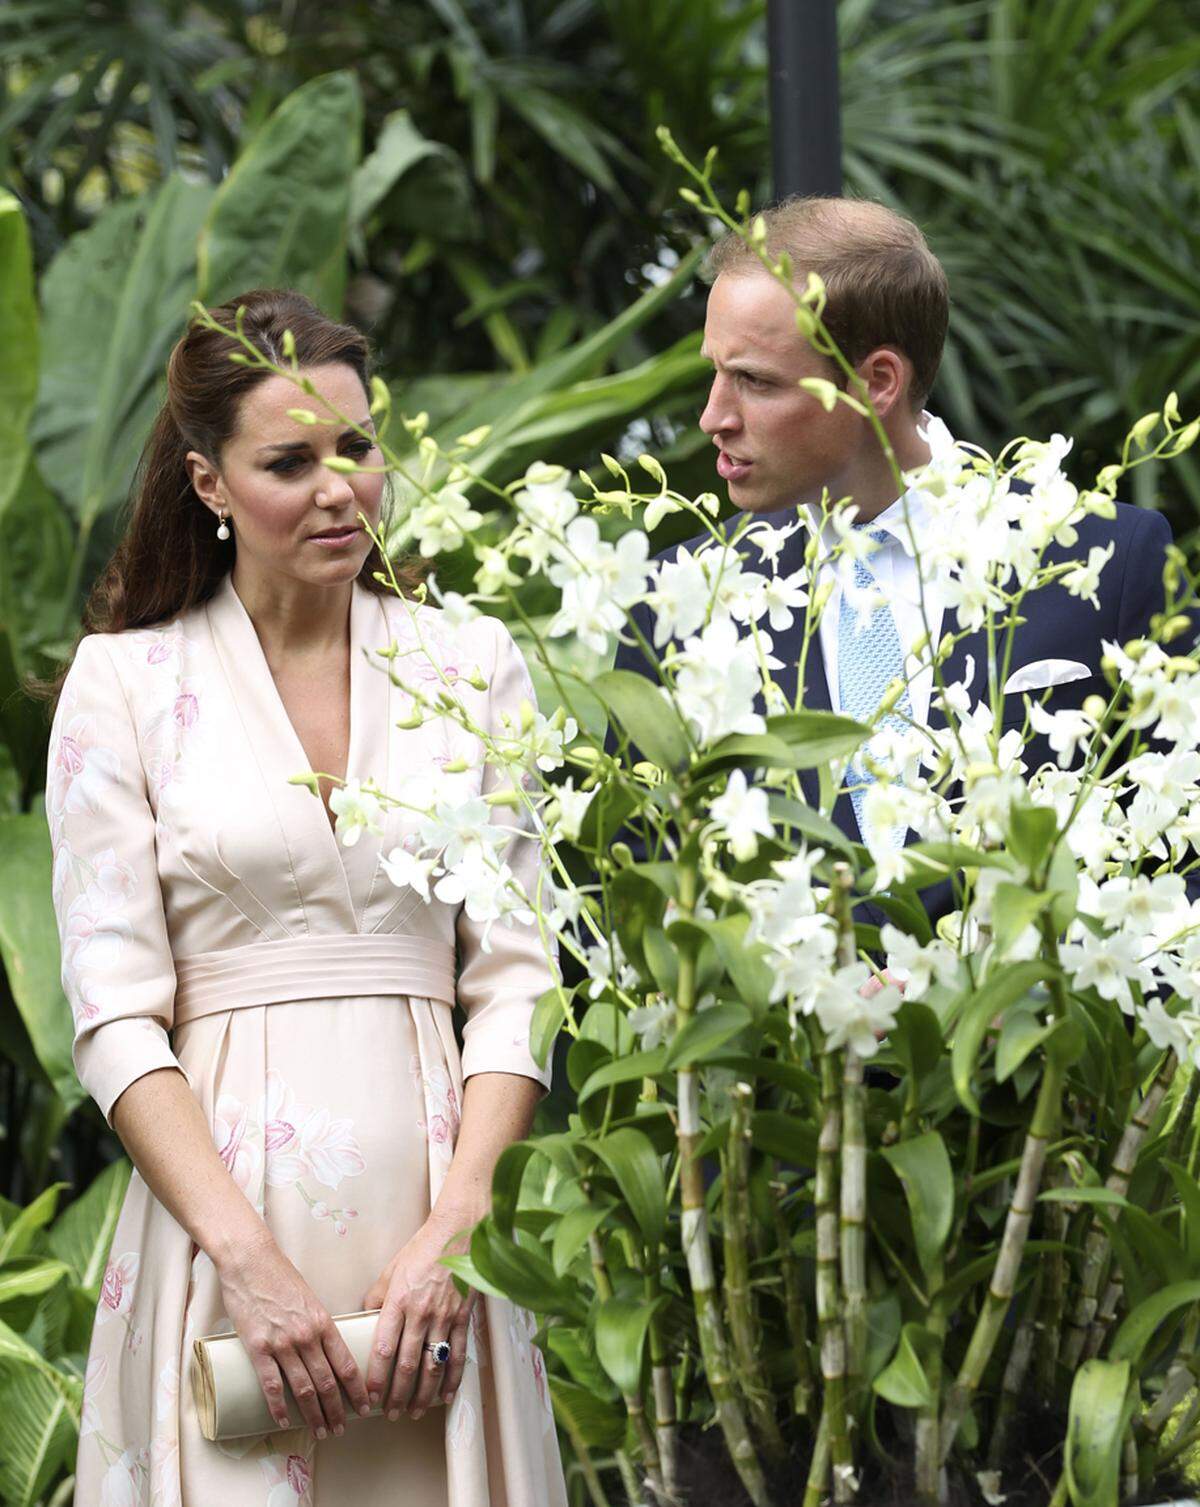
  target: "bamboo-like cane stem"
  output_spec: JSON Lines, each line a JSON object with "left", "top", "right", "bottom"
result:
{"left": 589, "top": 1233, "right": 665, "bottom": 1497}
{"left": 1061, "top": 1054, "right": 1177, "bottom": 1369}
{"left": 1157, "top": 1374, "right": 1200, "bottom": 1466}
{"left": 1137, "top": 1313, "right": 1199, "bottom": 1452}
{"left": 679, "top": 1067, "right": 771, "bottom": 1506}
{"left": 644, "top": 1266, "right": 679, "bottom": 1499}
{"left": 1121, "top": 1429, "right": 1139, "bottom": 1503}
{"left": 1035, "top": 1182, "right": 1068, "bottom": 1400}
{"left": 940, "top": 1055, "right": 1066, "bottom": 1465}
{"left": 814, "top": 1036, "right": 854, "bottom": 1502}
{"left": 615, "top": 1450, "right": 645, "bottom": 1507}
{"left": 1084, "top": 1268, "right": 1125, "bottom": 1361}
{"left": 988, "top": 1266, "right": 1043, "bottom": 1469}
{"left": 673, "top": 863, "right": 771, "bottom": 1507}
{"left": 771, "top": 1177, "right": 815, "bottom": 1418}
{"left": 802, "top": 1407, "right": 832, "bottom": 1507}
{"left": 915, "top": 1257, "right": 946, "bottom": 1506}
{"left": 724, "top": 1082, "right": 786, "bottom": 1457}
{"left": 841, "top": 1047, "right": 868, "bottom": 1414}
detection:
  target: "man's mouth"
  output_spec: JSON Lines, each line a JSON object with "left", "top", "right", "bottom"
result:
{"left": 716, "top": 450, "right": 753, "bottom": 482}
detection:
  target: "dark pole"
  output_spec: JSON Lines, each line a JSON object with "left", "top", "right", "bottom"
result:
{"left": 767, "top": 0, "right": 843, "bottom": 199}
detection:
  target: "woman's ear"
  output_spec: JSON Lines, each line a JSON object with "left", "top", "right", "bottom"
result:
{"left": 185, "top": 450, "right": 222, "bottom": 513}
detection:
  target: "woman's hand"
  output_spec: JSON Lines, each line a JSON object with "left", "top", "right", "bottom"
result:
{"left": 363, "top": 1215, "right": 478, "bottom": 1421}
{"left": 215, "top": 1228, "right": 372, "bottom": 1438}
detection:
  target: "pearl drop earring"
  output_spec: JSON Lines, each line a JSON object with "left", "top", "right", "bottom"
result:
{"left": 216, "top": 512, "right": 231, "bottom": 541}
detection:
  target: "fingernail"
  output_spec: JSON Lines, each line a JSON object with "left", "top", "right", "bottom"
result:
{"left": 368, "top": 1392, "right": 379, "bottom": 1407}
{"left": 333, "top": 1424, "right": 344, "bottom": 1437}
{"left": 316, "top": 1427, "right": 327, "bottom": 1440}
{"left": 359, "top": 1403, "right": 372, "bottom": 1417}
{"left": 444, "top": 1391, "right": 455, "bottom": 1404}
{"left": 411, "top": 1408, "right": 424, "bottom": 1421}
{"left": 387, "top": 1408, "right": 400, "bottom": 1422}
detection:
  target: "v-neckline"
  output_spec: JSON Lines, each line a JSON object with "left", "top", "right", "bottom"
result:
{"left": 207, "top": 573, "right": 390, "bottom": 931}
{"left": 228, "top": 578, "right": 359, "bottom": 836}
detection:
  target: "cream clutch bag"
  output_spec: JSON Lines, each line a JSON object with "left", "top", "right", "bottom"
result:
{"left": 191, "top": 1308, "right": 384, "bottom": 1441}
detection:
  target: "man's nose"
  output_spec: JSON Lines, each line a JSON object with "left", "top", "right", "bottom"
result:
{"left": 699, "top": 375, "right": 739, "bottom": 437}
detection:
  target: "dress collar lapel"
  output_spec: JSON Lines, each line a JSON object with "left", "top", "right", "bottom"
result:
{"left": 204, "top": 573, "right": 392, "bottom": 932}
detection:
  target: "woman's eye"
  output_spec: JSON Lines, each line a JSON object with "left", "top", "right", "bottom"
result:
{"left": 268, "top": 456, "right": 304, "bottom": 475}
{"left": 343, "top": 439, "right": 375, "bottom": 458}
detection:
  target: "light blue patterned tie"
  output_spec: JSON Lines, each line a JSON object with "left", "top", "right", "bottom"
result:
{"left": 838, "top": 527, "right": 913, "bottom": 842}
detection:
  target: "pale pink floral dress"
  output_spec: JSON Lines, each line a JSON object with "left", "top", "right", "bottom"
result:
{"left": 47, "top": 574, "right": 566, "bottom": 1507}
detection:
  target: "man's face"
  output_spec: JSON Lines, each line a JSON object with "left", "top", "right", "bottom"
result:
{"left": 699, "top": 270, "right": 861, "bottom": 513}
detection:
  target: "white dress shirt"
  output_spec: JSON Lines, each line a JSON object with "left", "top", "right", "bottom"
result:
{"left": 809, "top": 474, "right": 948, "bottom": 729}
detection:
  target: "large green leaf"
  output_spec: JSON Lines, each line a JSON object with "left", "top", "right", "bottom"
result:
{"left": 551, "top": 1200, "right": 615, "bottom": 1278}
{"left": 593, "top": 668, "right": 690, "bottom": 772}
{"left": 0, "top": 191, "right": 38, "bottom": 522}
{"left": 0, "top": 1183, "right": 67, "bottom": 1264}
{"left": 872, "top": 1321, "right": 938, "bottom": 1408}
{"left": 763, "top": 711, "right": 877, "bottom": 770}
{"left": 32, "top": 176, "right": 213, "bottom": 532}
{"left": 47, "top": 1160, "right": 131, "bottom": 1290}
{"left": 594, "top": 1295, "right": 665, "bottom": 1395}
{"left": 0, "top": 1362, "right": 77, "bottom": 1507}
{"left": 549, "top": 1374, "right": 625, "bottom": 1451}
{"left": 350, "top": 110, "right": 451, "bottom": 236}
{"left": 0, "top": 1260, "right": 70, "bottom": 1308}
{"left": 0, "top": 812, "right": 79, "bottom": 1107}
{"left": 590, "top": 1127, "right": 667, "bottom": 1249}
{"left": 197, "top": 71, "right": 363, "bottom": 314}
{"left": 950, "top": 961, "right": 1055, "bottom": 1115}
{"left": 664, "top": 1002, "right": 752, "bottom": 1069}
{"left": 0, "top": 1317, "right": 81, "bottom": 1424}
{"left": 881, "top": 1132, "right": 955, "bottom": 1280}
{"left": 1064, "top": 1358, "right": 1133, "bottom": 1507}
{"left": 468, "top": 1224, "right": 585, "bottom": 1321}
{"left": 1108, "top": 1279, "right": 1200, "bottom": 1371}
{"left": 389, "top": 246, "right": 706, "bottom": 510}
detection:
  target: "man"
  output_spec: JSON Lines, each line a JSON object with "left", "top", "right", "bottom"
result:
{"left": 612, "top": 196, "right": 1174, "bottom": 924}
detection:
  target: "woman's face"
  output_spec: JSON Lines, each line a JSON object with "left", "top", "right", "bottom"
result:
{"left": 188, "top": 362, "right": 386, "bottom": 593}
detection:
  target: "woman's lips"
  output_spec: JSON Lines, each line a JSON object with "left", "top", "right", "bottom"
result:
{"left": 308, "top": 526, "right": 361, "bottom": 548}
{"left": 716, "top": 451, "right": 753, "bottom": 483}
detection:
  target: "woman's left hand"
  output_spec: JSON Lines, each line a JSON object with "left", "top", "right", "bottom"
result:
{"left": 362, "top": 1217, "right": 477, "bottom": 1420}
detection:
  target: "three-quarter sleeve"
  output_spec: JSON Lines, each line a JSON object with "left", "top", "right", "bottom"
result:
{"left": 455, "top": 618, "right": 557, "bottom": 1090}
{"left": 47, "top": 635, "right": 186, "bottom": 1124}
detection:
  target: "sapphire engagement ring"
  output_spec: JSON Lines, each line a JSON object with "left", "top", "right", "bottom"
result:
{"left": 423, "top": 1340, "right": 451, "bottom": 1366}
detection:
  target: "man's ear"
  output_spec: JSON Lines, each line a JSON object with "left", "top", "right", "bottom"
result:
{"left": 185, "top": 450, "right": 222, "bottom": 513}
{"left": 856, "top": 348, "right": 913, "bottom": 419}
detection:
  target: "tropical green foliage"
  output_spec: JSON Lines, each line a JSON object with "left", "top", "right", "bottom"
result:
{"left": 5, "top": 1, "right": 1198, "bottom": 520}
{"left": 0, "top": 1160, "right": 130, "bottom": 1507}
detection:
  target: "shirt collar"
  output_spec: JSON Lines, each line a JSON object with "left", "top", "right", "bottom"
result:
{"left": 809, "top": 410, "right": 943, "bottom": 562}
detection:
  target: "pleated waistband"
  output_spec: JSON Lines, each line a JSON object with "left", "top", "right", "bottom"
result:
{"left": 173, "top": 934, "right": 457, "bottom": 1026}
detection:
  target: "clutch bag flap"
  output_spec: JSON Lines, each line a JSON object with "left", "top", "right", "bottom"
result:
{"left": 191, "top": 1308, "right": 384, "bottom": 1441}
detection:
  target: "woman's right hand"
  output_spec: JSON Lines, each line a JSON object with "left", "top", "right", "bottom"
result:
{"left": 215, "top": 1228, "right": 372, "bottom": 1438}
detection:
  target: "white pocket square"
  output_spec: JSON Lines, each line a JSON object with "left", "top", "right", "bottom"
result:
{"left": 1003, "top": 658, "right": 1092, "bottom": 694}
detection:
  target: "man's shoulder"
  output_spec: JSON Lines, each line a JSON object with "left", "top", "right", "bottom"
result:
{"left": 1059, "top": 500, "right": 1171, "bottom": 560}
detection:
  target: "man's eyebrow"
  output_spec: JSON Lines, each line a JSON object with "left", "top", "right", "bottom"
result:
{"left": 256, "top": 421, "right": 374, "bottom": 456}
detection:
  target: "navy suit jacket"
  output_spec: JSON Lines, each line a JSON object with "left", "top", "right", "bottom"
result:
{"left": 611, "top": 500, "right": 1177, "bottom": 927}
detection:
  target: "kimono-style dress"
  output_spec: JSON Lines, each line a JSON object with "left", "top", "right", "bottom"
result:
{"left": 46, "top": 572, "right": 567, "bottom": 1507}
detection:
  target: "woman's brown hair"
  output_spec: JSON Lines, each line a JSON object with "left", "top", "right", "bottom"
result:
{"left": 42, "top": 288, "right": 424, "bottom": 697}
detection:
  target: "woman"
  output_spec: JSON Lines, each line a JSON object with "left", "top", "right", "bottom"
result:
{"left": 47, "top": 289, "right": 567, "bottom": 1506}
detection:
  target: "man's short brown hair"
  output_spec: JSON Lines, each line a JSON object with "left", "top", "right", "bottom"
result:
{"left": 703, "top": 196, "right": 950, "bottom": 409}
